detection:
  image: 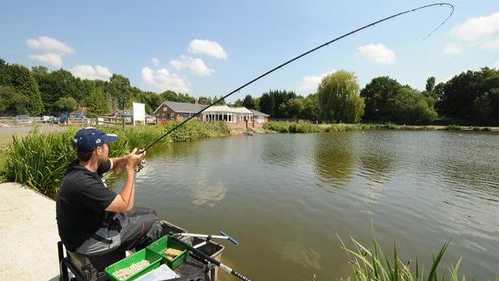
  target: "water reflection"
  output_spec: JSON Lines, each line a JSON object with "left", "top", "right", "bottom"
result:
{"left": 281, "top": 241, "right": 322, "bottom": 271}
{"left": 191, "top": 180, "right": 227, "bottom": 207}
{"left": 313, "top": 133, "right": 355, "bottom": 188}
{"left": 359, "top": 150, "right": 394, "bottom": 191}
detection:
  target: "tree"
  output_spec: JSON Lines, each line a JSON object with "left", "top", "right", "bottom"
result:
{"left": 0, "top": 63, "right": 44, "bottom": 115}
{"left": 107, "top": 74, "right": 131, "bottom": 111}
{"left": 242, "top": 95, "right": 256, "bottom": 109}
{"left": 0, "top": 86, "right": 30, "bottom": 115}
{"left": 318, "top": 70, "right": 365, "bottom": 123}
{"left": 54, "top": 97, "right": 78, "bottom": 113}
{"left": 34, "top": 69, "right": 79, "bottom": 114}
{"left": 440, "top": 67, "right": 499, "bottom": 123}
{"left": 259, "top": 93, "right": 274, "bottom": 115}
{"left": 360, "top": 76, "right": 401, "bottom": 122}
{"left": 426, "top": 76, "right": 436, "bottom": 92}
{"left": 301, "top": 93, "right": 319, "bottom": 121}
{"left": 285, "top": 98, "right": 304, "bottom": 119}
{"left": 84, "top": 87, "right": 110, "bottom": 115}
{"left": 387, "top": 87, "right": 437, "bottom": 124}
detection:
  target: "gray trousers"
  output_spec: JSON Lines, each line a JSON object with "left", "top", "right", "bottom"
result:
{"left": 76, "top": 207, "right": 163, "bottom": 256}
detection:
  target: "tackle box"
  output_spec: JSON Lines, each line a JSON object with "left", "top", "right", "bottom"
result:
{"left": 104, "top": 248, "right": 162, "bottom": 281}
{"left": 146, "top": 235, "right": 189, "bottom": 270}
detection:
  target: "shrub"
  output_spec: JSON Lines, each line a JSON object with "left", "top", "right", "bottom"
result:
{"left": 1, "top": 121, "right": 230, "bottom": 198}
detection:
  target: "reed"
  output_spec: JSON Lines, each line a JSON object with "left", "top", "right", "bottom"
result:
{"left": 340, "top": 238, "right": 465, "bottom": 281}
{"left": 0, "top": 121, "right": 230, "bottom": 198}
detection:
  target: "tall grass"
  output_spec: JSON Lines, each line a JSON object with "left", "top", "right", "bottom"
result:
{"left": 341, "top": 238, "right": 465, "bottom": 281}
{"left": 1, "top": 121, "right": 230, "bottom": 198}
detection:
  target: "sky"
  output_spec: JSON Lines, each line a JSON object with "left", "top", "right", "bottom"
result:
{"left": 1, "top": 0, "right": 498, "bottom": 101}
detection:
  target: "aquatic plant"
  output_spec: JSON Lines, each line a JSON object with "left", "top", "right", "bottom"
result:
{"left": 0, "top": 121, "right": 230, "bottom": 198}
{"left": 340, "top": 238, "right": 465, "bottom": 281}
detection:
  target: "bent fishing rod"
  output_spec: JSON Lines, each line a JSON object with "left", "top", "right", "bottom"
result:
{"left": 138, "top": 2, "right": 454, "bottom": 154}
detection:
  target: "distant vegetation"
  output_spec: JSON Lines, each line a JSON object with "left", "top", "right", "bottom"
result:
{"left": 0, "top": 121, "right": 229, "bottom": 198}
{"left": 1, "top": 57, "right": 498, "bottom": 126}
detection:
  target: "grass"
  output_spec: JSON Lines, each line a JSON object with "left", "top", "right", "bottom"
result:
{"left": 340, "top": 238, "right": 466, "bottom": 281}
{"left": 264, "top": 121, "right": 499, "bottom": 134}
{"left": 0, "top": 120, "right": 230, "bottom": 198}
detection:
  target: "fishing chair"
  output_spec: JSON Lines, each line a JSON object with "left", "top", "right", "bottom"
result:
{"left": 57, "top": 241, "right": 125, "bottom": 281}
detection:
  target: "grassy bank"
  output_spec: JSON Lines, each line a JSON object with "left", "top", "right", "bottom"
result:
{"left": 263, "top": 121, "right": 499, "bottom": 133}
{"left": 0, "top": 120, "right": 229, "bottom": 198}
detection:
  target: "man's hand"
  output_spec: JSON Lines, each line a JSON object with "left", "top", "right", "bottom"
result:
{"left": 127, "top": 148, "right": 146, "bottom": 171}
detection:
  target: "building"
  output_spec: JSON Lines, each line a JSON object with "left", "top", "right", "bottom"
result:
{"left": 154, "top": 101, "right": 204, "bottom": 122}
{"left": 250, "top": 109, "right": 270, "bottom": 126}
{"left": 154, "top": 101, "right": 269, "bottom": 128}
{"left": 202, "top": 105, "right": 254, "bottom": 129}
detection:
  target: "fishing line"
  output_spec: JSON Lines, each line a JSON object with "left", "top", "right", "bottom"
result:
{"left": 141, "top": 2, "right": 455, "bottom": 153}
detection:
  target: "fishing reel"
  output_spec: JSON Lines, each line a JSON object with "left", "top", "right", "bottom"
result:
{"left": 135, "top": 148, "right": 146, "bottom": 172}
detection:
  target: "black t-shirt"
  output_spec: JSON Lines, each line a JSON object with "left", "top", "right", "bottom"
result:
{"left": 56, "top": 159, "right": 117, "bottom": 251}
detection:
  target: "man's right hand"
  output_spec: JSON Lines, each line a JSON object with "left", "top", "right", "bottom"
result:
{"left": 127, "top": 148, "right": 146, "bottom": 170}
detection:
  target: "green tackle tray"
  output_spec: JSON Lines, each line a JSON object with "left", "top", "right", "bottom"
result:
{"left": 105, "top": 248, "right": 162, "bottom": 281}
{"left": 146, "top": 235, "right": 189, "bottom": 270}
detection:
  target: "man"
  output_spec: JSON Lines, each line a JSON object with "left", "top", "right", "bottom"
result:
{"left": 56, "top": 127, "right": 163, "bottom": 259}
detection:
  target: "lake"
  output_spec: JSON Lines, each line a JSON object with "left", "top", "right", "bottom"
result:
{"left": 115, "top": 131, "right": 499, "bottom": 281}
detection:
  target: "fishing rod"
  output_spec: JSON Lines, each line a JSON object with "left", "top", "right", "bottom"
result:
{"left": 138, "top": 2, "right": 454, "bottom": 154}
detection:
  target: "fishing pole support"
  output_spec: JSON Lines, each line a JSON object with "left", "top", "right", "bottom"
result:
{"left": 175, "top": 230, "right": 240, "bottom": 246}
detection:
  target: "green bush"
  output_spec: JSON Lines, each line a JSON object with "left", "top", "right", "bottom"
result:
{"left": 1, "top": 121, "right": 230, "bottom": 198}
{"left": 264, "top": 121, "right": 322, "bottom": 133}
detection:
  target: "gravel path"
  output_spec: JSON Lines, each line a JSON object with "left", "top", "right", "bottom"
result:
{"left": 0, "top": 182, "right": 59, "bottom": 281}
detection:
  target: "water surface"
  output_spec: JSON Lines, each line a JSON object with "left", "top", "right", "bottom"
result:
{"left": 114, "top": 131, "right": 499, "bottom": 281}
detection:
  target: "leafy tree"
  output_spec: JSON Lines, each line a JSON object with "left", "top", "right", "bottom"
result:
{"left": 0, "top": 86, "right": 30, "bottom": 115}
{"left": 318, "top": 70, "right": 365, "bottom": 123}
{"left": 387, "top": 87, "right": 437, "bottom": 124}
{"left": 426, "top": 76, "right": 436, "bottom": 92}
{"left": 259, "top": 93, "right": 274, "bottom": 115}
{"left": 107, "top": 74, "right": 131, "bottom": 111}
{"left": 285, "top": 98, "right": 304, "bottom": 119}
{"left": 439, "top": 68, "right": 499, "bottom": 122}
{"left": 84, "top": 87, "right": 110, "bottom": 115}
{"left": 301, "top": 93, "right": 319, "bottom": 121}
{"left": 54, "top": 97, "right": 78, "bottom": 113}
{"left": 233, "top": 98, "right": 243, "bottom": 107}
{"left": 360, "top": 76, "right": 401, "bottom": 122}
{"left": 0, "top": 63, "right": 43, "bottom": 115}
{"left": 242, "top": 95, "right": 256, "bottom": 109}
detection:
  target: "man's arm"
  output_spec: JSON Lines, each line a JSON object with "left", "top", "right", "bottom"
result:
{"left": 110, "top": 155, "right": 128, "bottom": 171}
{"left": 105, "top": 148, "right": 144, "bottom": 213}
{"left": 105, "top": 166, "right": 135, "bottom": 212}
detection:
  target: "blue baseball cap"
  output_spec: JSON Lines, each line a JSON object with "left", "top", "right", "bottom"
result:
{"left": 73, "top": 127, "right": 118, "bottom": 152}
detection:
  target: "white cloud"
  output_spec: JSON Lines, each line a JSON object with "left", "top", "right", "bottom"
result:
{"left": 357, "top": 43, "right": 396, "bottom": 64}
{"left": 494, "top": 61, "right": 499, "bottom": 69}
{"left": 443, "top": 43, "right": 462, "bottom": 55}
{"left": 142, "top": 67, "right": 190, "bottom": 93}
{"left": 299, "top": 70, "right": 337, "bottom": 93}
{"left": 29, "top": 53, "right": 63, "bottom": 67}
{"left": 152, "top": 57, "right": 160, "bottom": 66}
{"left": 481, "top": 39, "right": 499, "bottom": 51}
{"left": 188, "top": 39, "right": 227, "bottom": 59}
{"left": 70, "top": 65, "right": 112, "bottom": 81}
{"left": 451, "top": 12, "right": 499, "bottom": 42}
{"left": 26, "top": 36, "right": 74, "bottom": 54}
{"left": 170, "top": 55, "right": 214, "bottom": 76}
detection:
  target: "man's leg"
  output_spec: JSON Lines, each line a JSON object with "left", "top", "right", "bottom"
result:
{"left": 118, "top": 207, "right": 164, "bottom": 251}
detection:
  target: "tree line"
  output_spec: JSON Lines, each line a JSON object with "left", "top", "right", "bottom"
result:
{"left": 235, "top": 67, "right": 499, "bottom": 125}
{"left": 1, "top": 57, "right": 498, "bottom": 125}
{"left": 0, "top": 58, "right": 224, "bottom": 117}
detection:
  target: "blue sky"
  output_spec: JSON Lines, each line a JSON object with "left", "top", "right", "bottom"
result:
{"left": 1, "top": 0, "right": 498, "bottom": 100}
